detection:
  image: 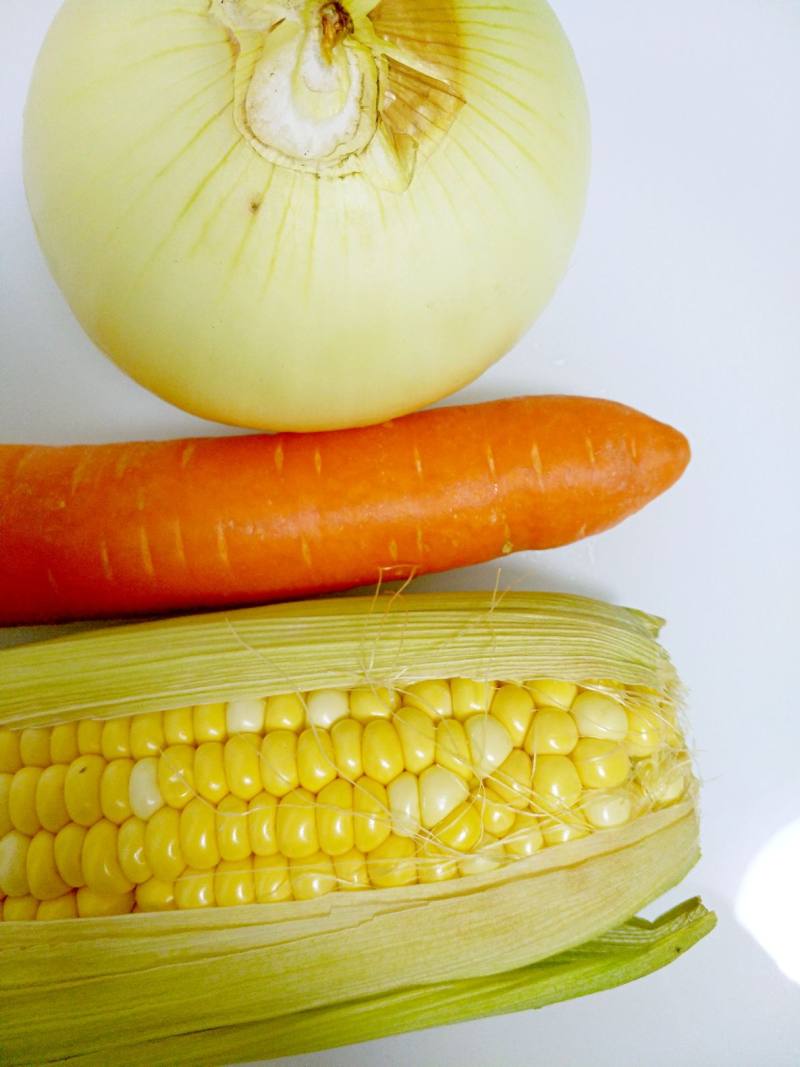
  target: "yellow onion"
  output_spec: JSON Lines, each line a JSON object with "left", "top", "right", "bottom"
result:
{"left": 24, "top": 0, "right": 589, "bottom": 430}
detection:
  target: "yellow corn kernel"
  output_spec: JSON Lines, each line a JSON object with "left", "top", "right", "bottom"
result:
{"left": 77, "top": 720, "right": 103, "bottom": 756}
{"left": 306, "top": 689, "right": 350, "bottom": 729}
{"left": 35, "top": 764, "right": 70, "bottom": 833}
{"left": 636, "top": 754, "right": 688, "bottom": 807}
{"left": 260, "top": 731, "right": 299, "bottom": 798}
{"left": 331, "top": 718, "right": 363, "bottom": 780}
{"left": 362, "top": 719, "right": 404, "bottom": 785}
{"left": 353, "top": 776, "right": 391, "bottom": 853}
{"left": 163, "top": 707, "right": 194, "bottom": 746}
{"left": 435, "top": 719, "right": 472, "bottom": 781}
{"left": 226, "top": 699, "right": 265, "bottom": 735}
{"left": 100, "top": 758, "right": 134, "bottom": 825}
{"left": 82, "top": 820, "right": 134, "bottom": 895}
{"left": 130, "top": 713, "right": 165, "bottom": 760}
{"left": 0, "top": 774, "right": 11, "bottom": 837}
{"left": 216, "top": 795, "right": 251, "bottom": 863}
{"left": 572, "top": 738, "right": 631, "bottom": 790}
{"left": 101, "top": 717, "right": 131, "bottom": 760}
{"left": 418, "top": 765, "right": 469, "bottom": 829}
{"left": 465, "top": 715, "right": 513, "bottom": 779}
{"left": 316, "top": 779, "right": 354, "bottom": 856}
{"left": 541, "top": 815, "right": 590, "bottom": 847}
{"left": 276, "top": 788, "right": 318, "bottom": 859}
{"left": 404, "top": 680, "right": 452, "bottom": 720}
{"left": 332, "top": 848, "right": 370, "bottom": 891}
{"left": 77, "top": 886, "right": 134, "bottom": 917}
{"left": 525, "top": 707, "right": 579, "bottom": 756}
{"left": 134, "top": 879, "right": 175, "bottom": 912}
{"left": 4, "top": 895, "right": 38, "bottom": 921}
{"left": 489, "top": 749, "right": 532, "bottom": 810}
{"left": 128, "top": 756, "right": 164, "bottom": 821}
{"left": 387, "top": 772, "right": 420, "bottom": 839}
{"left": 526, "top": 679, "right": 578, "bottom": 710}
{"left": 37, "top": 893, "right": 77, "bottom": 920}
{"left": 194, "top": 742, "right": 229, "bottom": 805}
{"left": 289, "top": 851, "right": 337, "bottom": 900}
{"left": 490, "top": 685, "right": 535, "bottom": 747}
{"left": 10, "top": 766, "right": 43, "bottom": 835}
{"left": 49, "top": 723, "right": 79, "bottom": 765}
{"left": 451, "top": 678, "right": 495, "bottom": 721}
{"left": 157, "top": 745, "right": 196, "bottom": 810}
{"left": 215, "top": 858, "right": 255, "bottom": 907}
{"left": 480, "top": 788, "right": 516, "bottom": 836}
{"left": 349, "top": 687, "right": 398, "bottom": 723}
{"left": 394, "top": 707, "right": 435, "bottom": 776}
{"left": 433, "top": 799, "right": 483, "bottom": 853}
{"left": 459, "top": 834, "right": 504, "bottom": 877}
{"left": 571, "top": 692, "right": 628, "bottom": 742}
{"left": 27, "top": 830, "right": 69, "bottom": 900}
{"left": 297, "top": 728, "right": 337, "bottom": 793}
{"left": 581, "top": 790, "right": 633, "bottom": 829}
{"left": 179, "top": 798, "right": 219, "bottom": 871}
{"left": 0, "top": 729, "right": 22, "bottom": 773}
{"left": 224, "top": 734, "right": 262, "bottom": 801}
{"left": 625, "top": 704, "right": 665, "bottom": 758}
{"left": 117, "top": 817, "right": 152, "bottom": 885}
{"left": 366, "top": 833, "right": 416, "bottom": 888}
{"left": 64, "top": 755, "right": 105, "bottom": 828}
{"left": 504, "top": 811, "right": 544, "bottom": 858}
{"left": 54, "top": 823, "right": 87, "bottom": 888}
{"left": 253, "top": 853, "right": 292, "bottom": 902}
{"left": 264, "top": 693, "right": 306, "bottom": 732}
{"left": 247, "top": 792, "right": 278, "bottom": 857}
{"left": 1, "top": 831, "right": 30, "bottom": 897}
{"left": 144, "top": 806, "right": 185, "bottom": 882}
{"left": 20, "top": 728, "right": 51, "bottom": 768}
{"left": 532, "top": 754, "right": 582, "bottom": 812}
{"left": 193, "top": 703, "right": 227, "bottom": 743}
{"left": 174, "top": 869, "right": 215, "bottom": 909}
{"left": 417, "top": 842, "right": 458, "bottom": 884}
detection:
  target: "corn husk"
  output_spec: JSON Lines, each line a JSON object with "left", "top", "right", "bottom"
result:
{"left": 0, "top": 592, "right": 711, "bottom": 1064}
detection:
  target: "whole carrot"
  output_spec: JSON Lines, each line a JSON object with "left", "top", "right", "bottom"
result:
{"left": 0, "top": 396, "right": 689, "bottom": 624}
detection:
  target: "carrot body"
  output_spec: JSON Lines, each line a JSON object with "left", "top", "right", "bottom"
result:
{"left": 0, "top": 396, "right": 689, "bottom": 624}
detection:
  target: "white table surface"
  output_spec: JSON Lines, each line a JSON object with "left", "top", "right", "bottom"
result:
{"left": 2, "top": 2, "right": 799, "bottom": 1065}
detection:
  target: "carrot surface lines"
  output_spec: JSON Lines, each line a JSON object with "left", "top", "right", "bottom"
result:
{"left": 180, "top": 442, "right": 196, "bottom": 469}
{"left": 530, "top": 441, "right": 545, "bottom": 491}
{"left": 274, "top": 443, "right": 284, "bottom": 473}
{"left": 173, "top": 520, "right": 187, "bottom": 569}
{"left": 585, "top": 436, "right": 596, "bottom": 467}
{"left": 216, "top": 522, "right": 231, "bottom": 571}
{"left": 301, "top": 538, "right": 313, "bottom": 569}
{"left": 69, "top": 451, "right": 92, "bottom": 497}
{"left": 139, "top": 527, "right": 156, "bottom": 579}
{"left": 313, "top": 448, "right": 322, "bottom": 476}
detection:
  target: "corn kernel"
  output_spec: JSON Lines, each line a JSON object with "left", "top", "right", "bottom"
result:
{"left": 35, "top": 764, "right": 70, "bottom": 833}
{"left": 490, "top": 685, "right": 535, "bottom": 747}
{"left": 10, "top": 766, "right": 43, "bottom": 835}
{"left": 418, "top": 765, "right": 468, "bottom": 829}
{"left": 637, "top": 755, "right": 688, "bottom": 807}
{"left": 306, "top": 690, "right": 350, "bottom": 729}
{"left": 260, "top": 731, "right": 299, "bottom": 798}
{"left": 531, "top": 755, "right": 582, "bottom": 812}
{"left": 526, "top": 679, "right": 578, "bottom": 710}
{"left": 504, "top": 811, "right": 544, "bottom": 858}
{"left": 54, "top": 823, "right": 87, "bottom": 888}
{"left": 316, "top": 779, "right": 354, "bottom": 856}
{"left": 366, "top": 834, "right": 416, "bottom": 888}
{"left": 525, "top": 707, "right": 579, "bottom": 756}
{"left": 193, "top": 704, "right": 227, "bottom": 743}
{"left": 158, "top": 745, "right": 196, "bottom": 810}
{"left": 332, "top": 848, "right": 370, "bottom": 891}
{"left": 349, "top": 687, "right": 397, "bottom": 723}
{"left": 404, "top": 680, "right": 452, "bottom": 720}
{"left": 49, "top": 723, "right": 78, "bottom": 765}
{"left": 417, "top": 842, "right": 458, "bottom": 884}
{"left": 130, "top": 713, "right": 165, "bottom": 759}
{"left": 174, "top": 869, "right": 214, "bottom": 909}
{"left": 134, "top": 879, "right": 175, "bottom": 912}
{"left": 224, "top": 734, "right": 263, "bottom": 801}
{"left": 451, "top": 679, "right": 494, "bottom": 721}
{"left": 489, "top": 749, "right": 532, "bottom": 809}
{"left": 37, "top": 893, "right": 77, "bottom": 921}
{"left": 264, "top": 693, "right": 306, "bottom": 732}
{"left": 435, "top": 719, "right": 472, "bottom": 781}
{"left": 541, "top": 815, "right": 590, "bottom": 847}
{"left": 144, "top": 806, "right": 185, "bottom": 882}
{"left": 77, "top": 887, "right": 134, "bottom": 917}
{"left": 179, "top": 798, "right": 219, "bottom": 870}
{"left": 572, "top": 739, "right": 631, "bottom": 790}
{"left": 215, "top": 858, "right": 254, "bottom": 907}
{"left": 465, "top": 714, "right": 513, "bottom": 779}
{"left": 0, "top": 729, "right": 22, "bottom": 773}
{"left": 82, "top": 820, "right": 134, "bottom": 895}
{"left": 4, "top": 895, "right": 38, "bottom": 921}
{"left": 571, "top": 692, "right": 628, "bottom": 742}
{"left": 331, "top": 718, "right": 363, "bottom": 779}
{"left": 226, "top": 699, "right": 265, "bottom": 735}
{"left": 253, "top": 853, "right": 292, "bottom": 902}
{"left": 0, "top": 774, "right": 11, "bottom": 837}
{"left": 101, "top": 717, "right": 131, "bottom": 760}
{"left": 216, "top": 795, "right": 251, "bottom": 862}
{"left": 290, "top": 851, "right": 336, "bottom": 900}
{"left": 387, "top": 772, "right": 420, "bottom": 838}
{"left": 297, "top": 728, "right": 337, "bottom": 793}
{"left": 480, "top": 788, "right": 516, "bottom": 836}
{"left": 128, "top": 756, "right": 164, "bottom": 821}
{"left": 432, "top": 799, "right": 483, "bottom": 852}
{"left": 625, "top": 704, "right": 665, "bottom": 758}
{"left": 20, "top": 728, "right": 51, "bottom": 768}
{"left": 247, "top": 792, "right": 278, "bottom": 857}
{"left": 394, "top": 707, "right": 435, "bottom": 776}
{"left": 276, "top": 788, "right": 318, "bottom": 859}
{"left": 118, "top": 817, "right": 152, "bottom": 884}
{"left": 27, "top": 829, "right": 69, "bottom": 900}
{"left": 353, "top": 776, "right": 391, "bottom": 853}
{"left": 163, "top": 707, "right": 194, "bottom": 746}
{"left": 194, "top": 742, "right": 229, "bottom": 805}
{"left": 100, "top": 758, "right": 134, "bottom": 825}
{"left": 362, "top": 719, "right": 404, "bottom": 785}
{"left": 459, "top": 834, "right": 504, "bottom": 877}
{"left": 76, "top": 720, "right": 103, "bottom": 755}
{"left": 581, "top": 790, "right": 632, "bottom": 829}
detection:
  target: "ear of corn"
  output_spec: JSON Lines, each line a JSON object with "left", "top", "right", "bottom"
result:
{"left": 0, "top": 592, "right": 712, "bottom": 1064}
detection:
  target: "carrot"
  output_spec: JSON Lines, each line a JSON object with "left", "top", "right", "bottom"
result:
{"left": 0, "top": 396, "right": 689, "bottom": 625}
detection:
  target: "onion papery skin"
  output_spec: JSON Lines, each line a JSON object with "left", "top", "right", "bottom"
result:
{"left": 24, "top": 0, "right": 590, "bottom": 431}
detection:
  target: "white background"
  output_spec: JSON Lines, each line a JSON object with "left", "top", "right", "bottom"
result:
{"left": 2, "top": 2, "right": 799, "bottom": 1065}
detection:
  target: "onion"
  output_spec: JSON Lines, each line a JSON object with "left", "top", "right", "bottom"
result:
{"left": 24, "top": 0, "right": 589, "bottom": 430}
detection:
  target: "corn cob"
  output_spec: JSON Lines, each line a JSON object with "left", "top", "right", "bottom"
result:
{"left": 0, "top": 592, "right": 712, "bottom": 1064}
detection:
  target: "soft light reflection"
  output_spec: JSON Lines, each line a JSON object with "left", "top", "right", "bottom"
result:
{"left": 735, "top": 816, "right": 800, "bottom": 984}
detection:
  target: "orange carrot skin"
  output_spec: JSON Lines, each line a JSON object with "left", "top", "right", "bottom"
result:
{"left": 0, "top": 397, "right": 690, "bottom": 624}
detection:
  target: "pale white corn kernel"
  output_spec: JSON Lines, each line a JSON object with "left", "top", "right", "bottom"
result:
{"left": 128, "top": 758, "right": 164, "bottom": 821}
{"left": 581, "top": 791, "right": 632, "bottom": 829}
{"left": 418, "top": 765, "right": 469, "bottom": 829}
{"left": 458, "top": 835, "right": 503, "bottom": 877}
{"left": 465, "top": 715, "right": 513, "bottom": 779}
{"left": 571, "top": 692, "right": 628, "bottom": 742}
{"left": 226, "top": 699, "right": 266, "bottom": 735}
{"left": 305, "top": 690, "right": 350, "bottom": 730}
{"left": 387, "top": 772, "right": 421, "bottom": 838}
